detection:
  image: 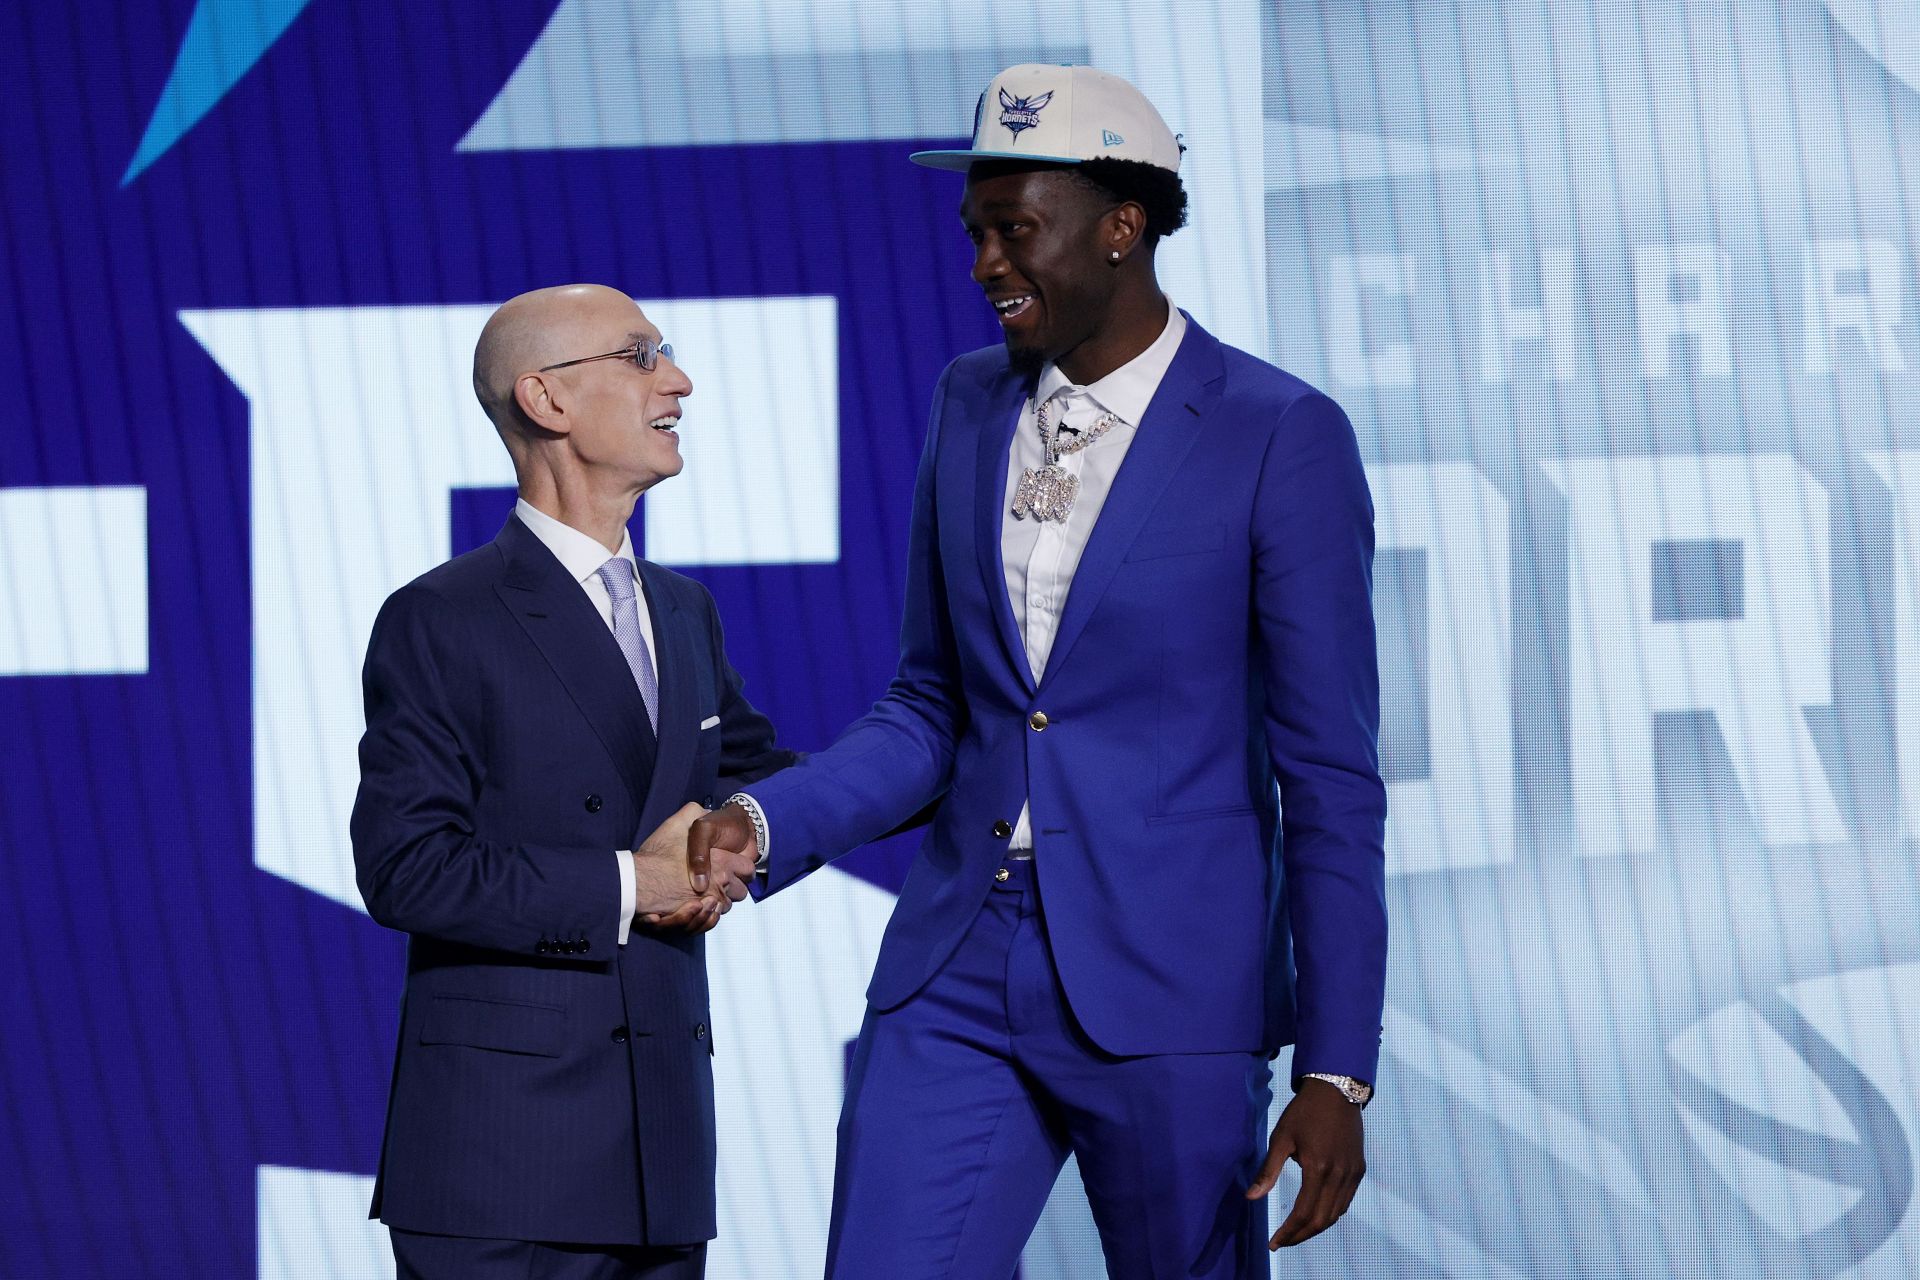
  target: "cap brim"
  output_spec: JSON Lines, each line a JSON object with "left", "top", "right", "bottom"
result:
{"left": 908, "top": 148, "right": 1086, "bottom": 171}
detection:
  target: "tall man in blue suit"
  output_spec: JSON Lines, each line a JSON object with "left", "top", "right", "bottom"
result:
{"left": 691, "top": 66, "right": 1387, "bottom": 1277}
{"left": 353, "top": 284, "right": 792, "bottom": 1279}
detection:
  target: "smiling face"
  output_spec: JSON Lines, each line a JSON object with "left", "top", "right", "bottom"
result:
{"left": 486, "top": 286, "right": 694, "bottom": 497}
{"left": 548, "top": 296, "right": 693, "bottom": 492}
{"left": 961, "top": 163, "right": 1125, "bottom": 377}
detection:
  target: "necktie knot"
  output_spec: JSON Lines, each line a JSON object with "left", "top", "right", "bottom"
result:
{"left": 596, "top": 559, "right": 636, "bottom": 603}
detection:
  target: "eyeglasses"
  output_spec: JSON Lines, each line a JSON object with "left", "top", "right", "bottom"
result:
{"left": 539, "top": 336, "right": 675, "bottom": 374}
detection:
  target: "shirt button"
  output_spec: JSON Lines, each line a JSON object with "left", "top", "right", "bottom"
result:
{"left": 1029, "top": 711, "right": 1049, "bottom": 731}
{"left": 991, "top": 820, "right": 1012, "bottom": 839}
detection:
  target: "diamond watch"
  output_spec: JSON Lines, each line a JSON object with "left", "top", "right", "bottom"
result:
{"left": 1300, "top": 1073, "right": 1373, "bottom": 1107}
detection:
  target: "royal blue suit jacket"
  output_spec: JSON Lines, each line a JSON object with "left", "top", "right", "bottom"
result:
{"left": 751, "top": 318, "right": 1388, "bottom": 1079}
{"left": 351, "top": 514, "right": 793, "bottom": 1246}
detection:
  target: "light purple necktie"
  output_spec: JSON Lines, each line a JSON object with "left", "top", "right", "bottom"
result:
{"left": 595, "top": 559, "right": 659, "bottom": 732}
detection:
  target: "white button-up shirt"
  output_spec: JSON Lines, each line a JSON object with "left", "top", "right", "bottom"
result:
{"left": 513, "top": 497, "right": 655, "bottom": 943}
{"left": 1000, "top": 300, "right": 1187, "bottom": 850}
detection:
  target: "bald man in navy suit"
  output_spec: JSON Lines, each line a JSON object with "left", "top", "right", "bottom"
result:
{"left": 353, "top": 284, "right": 794, "bottom": 1279}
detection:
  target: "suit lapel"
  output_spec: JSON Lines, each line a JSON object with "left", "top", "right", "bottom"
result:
{"left": 972, "top": 366, "right": 1040, "bottom": 693}
{"left": 492, "top": 516, "right": 659, "bottom": 816}
{"left": 634, "top": 560, "right": 695, "bottom": 824}
{"left": 1040, "top": 321, "right": 1225, "bottom": 687}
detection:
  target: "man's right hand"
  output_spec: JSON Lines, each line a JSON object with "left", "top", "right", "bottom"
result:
{"left": 633, "top": 802, "right": 724, "bottom": 932}
{"left": 688, "top": 803, "right": 759, "bottom": 898}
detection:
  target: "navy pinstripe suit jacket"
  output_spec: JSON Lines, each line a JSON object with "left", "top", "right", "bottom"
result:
{"left": 351, "top": 513, "right": 793, "bottom": 1246}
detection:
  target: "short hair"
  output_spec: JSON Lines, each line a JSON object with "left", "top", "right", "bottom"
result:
{"left": 1068, "top": 158, "right": 1190, "bottom": 247}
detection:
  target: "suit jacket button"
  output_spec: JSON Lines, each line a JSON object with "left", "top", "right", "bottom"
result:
{"left": 991, "top": 820, "right": 1012, "bottom": 839}
{"left": 536, "top": 940, "right": 551, "bottom": 954}
{"left": 1028, "top": 711, "right": 1049, "bottom": 731}
{"left": 585, "top": 794, "right": 603, "bottom": 813}
{"left": 694, "top": 1022, "right": 708, "bottom": 1040}
{"left": 611, "top": 1026, "right": 629, "bottom": 1043}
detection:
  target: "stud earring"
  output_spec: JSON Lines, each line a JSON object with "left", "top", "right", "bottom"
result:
{"left": 1110, "top": 250, "right": 1121, "bottom": 261}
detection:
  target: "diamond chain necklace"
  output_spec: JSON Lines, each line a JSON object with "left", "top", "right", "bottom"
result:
{"left": 1010, "top": 394, "right": 1119, "bottom": 522}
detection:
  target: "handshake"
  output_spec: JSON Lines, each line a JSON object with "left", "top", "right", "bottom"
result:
{"left": 630, "top": 801, "right": 761, "bottom": 933}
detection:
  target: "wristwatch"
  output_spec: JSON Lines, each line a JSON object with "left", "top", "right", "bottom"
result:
{"left": 1299, "top": 1073, "right": 1373, "bottom": 1107}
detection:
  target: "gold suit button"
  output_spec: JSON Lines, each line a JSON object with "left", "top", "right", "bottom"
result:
{"left": 1029, "top": 711, "right": 1049, "bottom": 731}
{"left": 995, "top": 868, "right": 1011, "bottom": 883}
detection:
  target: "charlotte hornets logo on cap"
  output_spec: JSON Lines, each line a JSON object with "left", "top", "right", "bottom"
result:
{"left": 911, "top": 64, "right": 1184, "bottom": 173}
{"left": 998, "top": 87, "right": 1054, "bottom": 137}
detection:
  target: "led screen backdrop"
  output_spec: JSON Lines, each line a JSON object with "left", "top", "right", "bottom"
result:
{"left": 7, "top": 0, "right": 1920, "bottom": 1276}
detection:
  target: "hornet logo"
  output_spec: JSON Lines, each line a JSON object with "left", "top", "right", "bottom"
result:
{"left": 998, "top": 87, "right": 1054, "bottom": 137}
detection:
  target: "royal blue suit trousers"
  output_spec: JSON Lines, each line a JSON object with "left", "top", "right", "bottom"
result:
{"left": 825, "top": 861, "right": 1273, "bottom": 1279}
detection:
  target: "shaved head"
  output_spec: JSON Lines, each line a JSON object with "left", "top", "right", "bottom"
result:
{"left": 473, "top": 283, "right": 638, "bottom": 435}
{"left": 466, "top": 284, "right": 691, "bottom": 542}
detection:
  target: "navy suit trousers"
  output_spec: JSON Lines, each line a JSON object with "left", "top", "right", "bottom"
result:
{"left": 390, "top": 1228, "right": 705, "bottom": 1280}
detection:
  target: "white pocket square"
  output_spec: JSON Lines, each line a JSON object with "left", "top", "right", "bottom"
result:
{"left": 699, "top": 715, "right": 721, "bottom": 731}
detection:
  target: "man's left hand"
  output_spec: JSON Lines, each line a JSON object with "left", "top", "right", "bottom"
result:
{"left": 641, "top": 894, "right": 723, "bottom": 933}
{"left": 1246, "top": 1077, "right": 1365, "bottom": 1249}
{"left": 639, "top": 842, "right": 756, "bottom": 930}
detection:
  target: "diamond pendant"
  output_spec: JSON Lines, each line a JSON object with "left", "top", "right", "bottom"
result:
{"left": 1012, "top": 464, "right": 1079, "bottom": 522}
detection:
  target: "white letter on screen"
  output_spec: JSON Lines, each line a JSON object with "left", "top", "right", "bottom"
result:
{"left": 256, "top": 1166, "right": 392, "bottom": 1280}
{"left": 1866, "top": 452, "right": 1920, "bottom": 840}
{"left": 0, "top": 486, "right": 147, "bottom": 675}
{"left": 1369, "top": 462, "right": 1514, "bottom": 874}
{"left": 1634, "top": 245, "right": 1732, "bottom": 378}
{"left": 1480, "top": 250, "right": 1578, "bottom": 384}
{"left": 1327, "top": 253, "right": 1417, "bottom": 388}
{"left": 1541, "top": 454, "right": 1843, "bottom": 857}
{"left": 1804, "top": 239, "right": 1907, "bottom": 374}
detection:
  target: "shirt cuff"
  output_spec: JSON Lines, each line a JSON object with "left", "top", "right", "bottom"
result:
{"left": 615, "top": 848, "right": 635, "bottom": 946}
{"left": 725, "top": 793, "right": 771, "bottom": 873}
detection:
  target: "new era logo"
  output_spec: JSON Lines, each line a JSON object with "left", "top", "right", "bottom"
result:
{"left": 1102, "top": 129, "right": 1125, "bottom": 146}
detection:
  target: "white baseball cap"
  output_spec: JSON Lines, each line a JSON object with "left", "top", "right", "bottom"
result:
{"left": 910, "top": 64, "right": 1183, "bottom": 173}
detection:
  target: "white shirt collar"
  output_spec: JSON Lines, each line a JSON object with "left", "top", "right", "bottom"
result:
{"left": 1034, "top": 297, "right": 1188, "bottom": 426}
{"left": 514, "top": 497, "right": 638, "bottom": 586}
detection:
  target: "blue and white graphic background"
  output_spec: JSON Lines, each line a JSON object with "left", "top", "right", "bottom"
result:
{"left": 7, "top": 0, "right": 1920, "bottom": 1276}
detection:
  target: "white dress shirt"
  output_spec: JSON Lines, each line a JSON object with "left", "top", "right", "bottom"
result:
{"left": 513, "top": 498, "right": 657, "bottom": 944}
{"left": 1001, "top": 300, "right": 1187, "bottom": 851}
